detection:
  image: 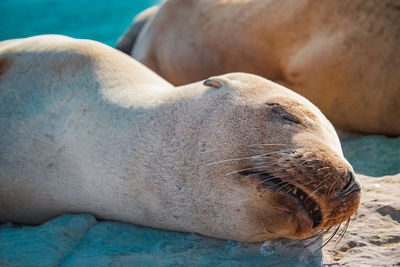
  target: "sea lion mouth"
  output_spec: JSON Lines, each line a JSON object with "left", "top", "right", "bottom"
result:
{"left": 258, "top": 173, "right": 323, "bottom": 229}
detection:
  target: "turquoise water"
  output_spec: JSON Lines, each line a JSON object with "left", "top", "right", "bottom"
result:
{"left": 0, "top": 0, "right": 159, "bottom": 46}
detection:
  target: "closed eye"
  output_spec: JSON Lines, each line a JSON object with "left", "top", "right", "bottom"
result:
{"left": 265, "top": 103, "right": 303, "bottom": 126}
{"left": 279, "top": 112, "right": 301, "bottom": 124}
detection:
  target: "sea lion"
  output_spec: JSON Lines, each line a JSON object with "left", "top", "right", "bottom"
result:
{"left": 116, "top": 6, "right": 159, "bottom": 55}
{"left": 121, "top": 0, "right": 400, "bottom": 136}
{"left": 0, "top": 35, "right": 360, "bottom": 242}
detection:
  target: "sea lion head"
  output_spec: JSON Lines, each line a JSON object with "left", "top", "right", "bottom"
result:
{"left": 199, "top": 73, "right": 361, "bottom": 242}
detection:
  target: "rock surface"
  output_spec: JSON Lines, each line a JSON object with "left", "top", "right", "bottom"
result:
{"left": 0, "top": 136, "right": 399, "bottom": 266}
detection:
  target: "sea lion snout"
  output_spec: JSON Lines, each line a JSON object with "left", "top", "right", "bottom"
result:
{"left": 239, "top": 144, "right": 361, "bottom": 240}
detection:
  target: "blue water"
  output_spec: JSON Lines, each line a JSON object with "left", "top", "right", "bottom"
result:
{"left": 0, "top": 0, "right": 159, "bottom": 46}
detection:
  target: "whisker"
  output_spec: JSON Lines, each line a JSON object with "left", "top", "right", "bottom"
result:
{"left": 314, "top": 223, "right": 342, "bottom": 251}
{"left": 327, "top": 175, "right": 342, "bottom": 196}
{"left": 199, "top": 143, "right": 292, "bottom": 154}
{"left": 304, "top": 173, "right": 334, "bottom": 201}
{"left": 256, "top": 143, "right": 292, "bottom": 147}
{"left": 298, "top": 171, "right": 332, "bottom": 190}
{"left": 276, "top": 182, "right": 291, "bottom": 191}
{"left": 261, "top": 176, "right": 291, "bottom": 187}
{"left": 225, "top": 166, "right": 264, "bottom": 176}
{"left": 285, "top": 228, "right": 330, "bottom": 249}
{"left": 305, "top": 229, "right": 329, "bottom": 241}
{"left": 257, "top": 175, "right": 290, "bottom": 187}
{"left": 206, "top": 151, "right": 283, "bottom": 166}
{"left": 254, "top": 151, "right": 286, "bottom": 158}
{"left": 320, "top": 212, "right": 353, "bottom": 222}
{"left": 302, "top": 228, "right": 331, "bottom": 249}
{"left": 206, "top": 156, "right": 258, "bottom": 166}
{"left": 316, "top": 166, "right": 333, "bottom": 173}
{"left": 300, "top": 159, "right": 316, "bottom": 166}
{"left": 333, "top": 218, "right": 351, "bottom": 248}
{"left": 249, "top": 171, "right": 291, "bottom": 181}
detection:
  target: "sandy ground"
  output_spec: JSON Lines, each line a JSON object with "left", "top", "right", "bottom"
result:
{"left": 321, "top": 136, "right": 400, "bottom": 266}
{"left": 323, "top": 174, "right": 400, "bottom": 266}
{"left": 0, "top": 136, "right": 399, "bottom": 266}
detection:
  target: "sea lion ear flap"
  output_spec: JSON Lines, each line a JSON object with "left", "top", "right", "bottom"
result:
{"left": 203, "top": 77, "right": 225, "bottom": 89}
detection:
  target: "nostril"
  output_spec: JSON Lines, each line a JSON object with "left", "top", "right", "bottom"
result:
{"left": 341, "top": 170, "right": 360, "bottom": 197}
{"left": 346, "top": 170, "right": 354, "bottom": 185}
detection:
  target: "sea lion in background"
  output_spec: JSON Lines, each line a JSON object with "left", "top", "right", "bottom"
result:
{"left": 119, "top": 0, "right": 400, "bottom": 136}
{"left": 0, "top": 35, "right": 360, "bottom": 242}
{"left": 116, "top": 6, "right": 159, "bottom": 55}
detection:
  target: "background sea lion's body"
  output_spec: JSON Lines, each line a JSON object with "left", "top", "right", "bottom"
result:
{"left": 0, "top": 35, "right": 360, "bottom": 242}
{"left": 123, "top": 0, "right": 400, "bottom": 135}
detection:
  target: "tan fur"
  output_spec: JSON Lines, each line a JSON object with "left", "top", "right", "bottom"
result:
{"left": 116, "top": 6, "right": 159, "bottom": 54}
{"left": 129, "top": 0, "right": 400, "bottom": 135}
{"left": 0, "top": 35, "right": 360, "bottom": 242}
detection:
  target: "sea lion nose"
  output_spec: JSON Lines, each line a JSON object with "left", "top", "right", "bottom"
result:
{"left": 340, "top": 169, "right": 361, "bottom": 197}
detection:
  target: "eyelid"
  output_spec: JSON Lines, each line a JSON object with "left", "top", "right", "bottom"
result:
{"left": 280, "top": 112, "right": 301, "bottom": 124}
{"left": 265, "top": 103, "right": 279, "bottom": 108}
{"left": 265, "top": 103, "right": 302, "bottom": 125}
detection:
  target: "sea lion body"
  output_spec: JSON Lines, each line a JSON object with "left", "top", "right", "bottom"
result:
{"left": 126, "top": 0, "right": 400, "bottom": 135}
{"left": 0, "top": 36, "right": 360, "bottom": 242}
{"left": 116, "top": 6, "right": 160, "bottom": 55}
